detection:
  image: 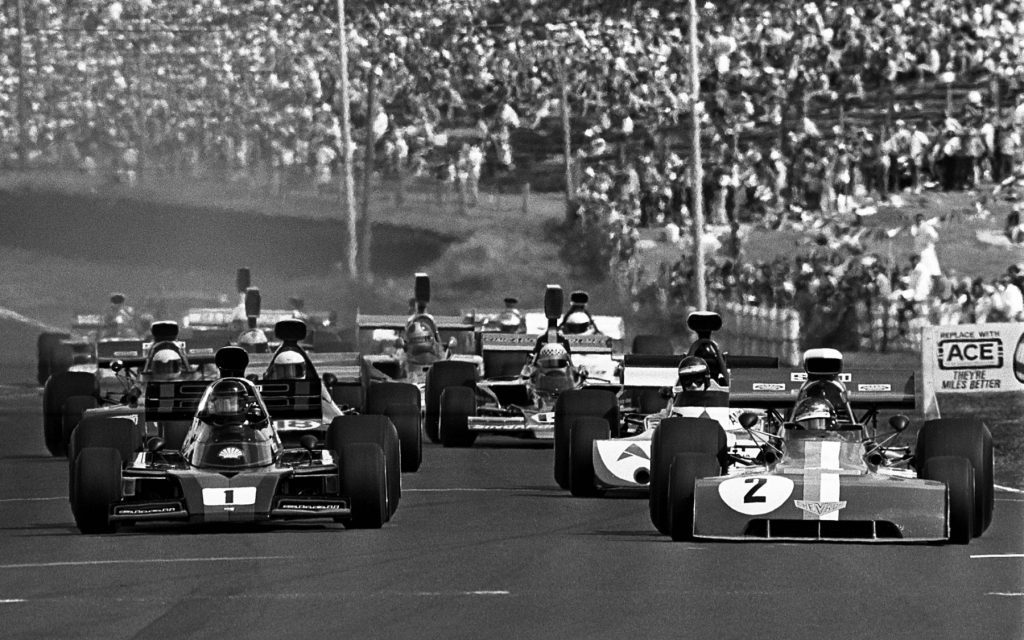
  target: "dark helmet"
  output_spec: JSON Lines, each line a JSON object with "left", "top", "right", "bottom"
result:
{"left": 561, "top": 310, "right": 592, "bottom": 335}
{"left": 792, "top": 397, "right": 838, "bottom": 430}
{"left": 206, "top": 379, "right": 249, "bottom": 426}
{"left": 676, "top": 355, "right": 710, "bottom": 391}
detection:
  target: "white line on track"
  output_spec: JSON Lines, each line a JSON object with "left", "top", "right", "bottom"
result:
{"left": 987, "top": 593, "right": 1024, "bottom": 597}
{"left": 0, "top": 556, "right": 294, "bottom": 570}
{"left": 0, "top": 306, "right": 65, "bottom": 333}
{"left": 0, "top": 497, "right": 64, "bottom": 503}
{"left": 995, "top": 484, "right": 1024, "bottom": 494}
{"left": 970, "top": 554, "right": 1024, "bottom": 559}
{"left": 0, "top": 599, "right": 27, "bottom": 604}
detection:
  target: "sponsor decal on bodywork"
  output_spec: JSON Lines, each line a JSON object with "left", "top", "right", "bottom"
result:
{"left": 857, "top": 383, "right": 891, "bottom": 392}
{"left": 794, "top": 500, "right": 847, "bottom": 517}
{"left": 752, "top": 383, "right": 787, "bottom": 391}
{"left": 617, "top": 443, "right": 649, "bottom": 461}
{"left": 718, "top": 475, "right": 794, "bottom": 516}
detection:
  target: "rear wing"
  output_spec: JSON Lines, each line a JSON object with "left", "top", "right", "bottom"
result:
{"left": 247, "top": 352, "right": 363, "bottom": 383}
{"left": 356, "top": 313, "right": 475, "bottom": 332}
{"left": 256, "top": 379, "right": 323, "bottom": 420}
{"left": 522, "top": 312, "right": 624, "bottom": 340}
{"left": 478, "top": 332, "right": 613, "bottom": 355}
{"left": 620, "top": 354, "right": 780, "bottom": 387}
{"left": 727, "top": 368, "right": 917, "bottom": 410}
{"left": 183, "top": 308, "right": 320, "bottom": 330}
{"left": 72, "top": 313, "right": 106, "bottom": 330}
{"left": 96, "top": 338, "right": 223, "bottom": 368}
{"left": 144, "top": 380, "right": 211, "bottom": 422}
{"left": 144, "top": 379, "right": 323, "bottom": 422}
{"left": 96, "top": 339, "right": 148, "bottom": 367}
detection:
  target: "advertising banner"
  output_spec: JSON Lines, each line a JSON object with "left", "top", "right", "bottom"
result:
{"left": 920, "top": 323, "right": 1024, "bottom": 418}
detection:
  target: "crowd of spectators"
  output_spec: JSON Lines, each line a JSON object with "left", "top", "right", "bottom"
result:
{"left": 1, "top": 0, "right": 1023, "bottom": 346}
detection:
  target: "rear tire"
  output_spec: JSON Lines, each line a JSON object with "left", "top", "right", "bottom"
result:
{"left": 366, "top": 382, "right": 422, "bottom": 472}
{"left": 72, "top": 447, "right": 122, "bottom": 534}
{"left": 553, "top": 389, "right": 619, "bottom": 490}
{"left": 916, "top": 418, "right": 993, "bottom": 536}
{"left": 61, "top": 395, "right": 98, "bottom": 454}
{"left": 569, "top": 417, "right": 609, "bottom": 497}
{"left": 439, "top": 386, "right": 477, "bottom": 448}
{"left": 667, "top": 453, "right": 721, "bottom": 541}
{"left": 341, "top": 443, "right": 388, "bottom": 529}
{"left": 37, "top": 332, "right": 69, "bottom": 387}
{"left": 327, "top": 415, "right": 401, "bottom": 517}
{"left": 922, "top": 456, "right": 975, "bottom": 544}
{"left": 42, "top": 372, "right": 98, "bottom": 457}
{"left": 424, "top": 361, "right": 477, "bottom": 443}
{"left": 649, "top": 417, "right": 726, "bottom": 535}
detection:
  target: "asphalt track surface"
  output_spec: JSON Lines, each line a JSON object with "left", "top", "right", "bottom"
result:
{"left": 1, "top": 348, "right": 1022, "bottom": 640}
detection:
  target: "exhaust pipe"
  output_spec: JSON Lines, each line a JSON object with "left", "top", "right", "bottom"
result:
{"left": 633, "top": 468, "right": 651, "bottom": 485}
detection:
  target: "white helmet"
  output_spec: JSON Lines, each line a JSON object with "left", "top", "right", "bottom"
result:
{"left": 536, "top": 342, "right": 570, "bottom": 369}
{"left": 561, "top": 310, "right": 592, "bottom": 335}
{"left": 270, "top": 350, "right": 306, "bottom": 380}
{"left": 150, "top": 348, "right": 183, "bottom": 379}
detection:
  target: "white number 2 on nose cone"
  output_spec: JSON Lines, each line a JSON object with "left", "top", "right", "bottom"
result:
{"left": 718, "top": 476, "right": 793, "bottom": 515}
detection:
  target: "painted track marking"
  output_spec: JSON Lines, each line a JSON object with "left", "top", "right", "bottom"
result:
{"left": 986, "top": 593, "right": 1024, "bottom": 597}
{"left": 970, "top": 554, "right": 1024, "bottom": 559}
{"left": 0, "top": 556, "right": 294, "bottom": 570}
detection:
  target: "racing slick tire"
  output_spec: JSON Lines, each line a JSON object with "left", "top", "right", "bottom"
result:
{"left": 37, "top": 331, "right": 70, "bottom": 387}
{"left": 424, "top": 360, "right": 477, "bottom": 443}
{"left": 921, "top": 456, "right": 975, "bottom": 544}
{"left": 916, "top": 418, "right": 993, "bottom": 536}
{"left": 568, "top": 417, "right": 610, "bottom": 497}
{"left": 553, "top": 389, "right": 619, "bottom": 490}
{"left": 61, "top": 395, "right": 99, "bottom": 454}
{"left": 327, "top": 415, "right": 401, "bottom": 518}
{"left": 72, "top": 447, "right": 122, "bottom": 534}
{"left": 649, "top": 417, "right": 727, "bottom": 536}
{"left": 667, "top": 453, "right": 721, "bottom": 541}
{"left": 439, "top": 386, "right": 477, "bottom": 448}
{"left": 68, "top": 415, "right": 142, "bottom": 514}
{"left": 631, "top": 335, "right": 673, "bottom": 355}
{"left": 341, "top": 443, "right": 388, "bottom": 529}
{"left": 42, "top": 371, "right": 98, "bottom": 457}
{"left": 366, "top": 382, "right": 422, "bottom": 472}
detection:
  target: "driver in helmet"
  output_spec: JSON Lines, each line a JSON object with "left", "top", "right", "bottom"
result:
{"left": 791, "top": 397, "right": 838, "bottom": 430}
{"left": 203, "top": 379, "right": 250, "bottom": 428}
{"left": 496, "top": 297, "right": 524, "bottom": 333}
{"left": 267, "top": 350, "right": 306, "bottom": 380}
{"left": 675, "top": 355, "right": 710, "bottom": 393}
{"left": 404, "top": 318, "right": 439, "bottom": 362}
{"left": 149, "top": 348, "right": 185, "bottom": 381}
{"left": 531, "top": 341, "right": 578, "bottom": 394}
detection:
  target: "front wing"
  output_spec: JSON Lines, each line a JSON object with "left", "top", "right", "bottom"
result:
{"left": 690, "top": 472, "right": 948, "bottom": 541}
{"left": 113, "top": 467, "right": 348, "bottom": 524}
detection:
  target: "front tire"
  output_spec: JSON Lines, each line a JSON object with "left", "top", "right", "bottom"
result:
{"left": 649, "top": 417, "right": 726, "bottom": 535}
{"left": 72, "top": 447, "right": 122, "bottom": 534}
{"left": 922, "top": 456, "right": 975, "bottom": 544}
{"left": 916, "top": 418, "right": 993, "bottom": 536}
{"left": 439, "top": 386, "right": 477, "bottom": 448}
{"left": 341, "top": 443, "right": 388, "bottom": 529}
{"left": 667, "top": 453, "right": 721, "bottom": 541}
{"left": 568, "top": 417, "right": 609, "bottom": 497}
{"left": 424, "top": 360, "right": 477, "bottom": 443}
{"left": 327, "top": 415, "right": 401, "bottom": 517}
{"left": 553, "top": 389, "right": 619, "bottom": 490}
